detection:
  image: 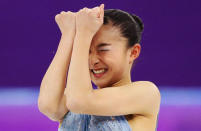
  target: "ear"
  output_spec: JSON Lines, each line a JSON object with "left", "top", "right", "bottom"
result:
{"left": 128, "top": 43, "right": 141, "bottom": 64}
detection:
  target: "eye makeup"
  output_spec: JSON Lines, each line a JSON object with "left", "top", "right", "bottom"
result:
{"left": 97, "top": 43, "right": 111, "bottom": 48}
{"left": 98, "top": 48, "right": 110, "bottom": 51}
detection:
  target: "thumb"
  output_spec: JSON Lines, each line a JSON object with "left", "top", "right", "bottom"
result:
{"left": 99, "top": 4, "right": 104, "bottom": 19}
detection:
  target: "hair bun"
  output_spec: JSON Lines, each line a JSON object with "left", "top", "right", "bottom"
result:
{"left": 130, "top": 14, "right": 144, "bottom": 32}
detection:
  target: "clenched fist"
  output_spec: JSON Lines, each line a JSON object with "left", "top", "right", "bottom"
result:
{"left": 75, "top": 4, "right": 104, "bottom": 37}
{"left": 55, "top": 11, "right": 76, "bottom": 37}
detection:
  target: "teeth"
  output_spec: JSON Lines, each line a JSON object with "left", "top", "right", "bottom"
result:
{"left": 93, "top": 69, "right": 106, "bottom": 74}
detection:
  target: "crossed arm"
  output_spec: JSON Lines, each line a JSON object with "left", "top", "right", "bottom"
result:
{"left": 37, "top": 34, "right": 73, "bottom": 121}
{"left": 38, "top": 5, "right": 161, "bottom": 123}
{"left": 64, "top": 6, "right": 160, "bottom": 117}
{"left": 37, "top": 6, "right": 104, "bottom": 121}
{"left": 65, "top": 30, "right": 161, "bottom": 117}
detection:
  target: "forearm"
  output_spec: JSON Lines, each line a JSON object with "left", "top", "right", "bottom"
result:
{"left": 38, "top": 34, "right": 74, "bottom": 112}
{"left": 66, "top": 33, "right": 94, "bottom": 108}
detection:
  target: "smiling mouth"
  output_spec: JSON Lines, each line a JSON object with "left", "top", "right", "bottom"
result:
{"left": 90, "top": 68, "right": 108, "bottom": 78}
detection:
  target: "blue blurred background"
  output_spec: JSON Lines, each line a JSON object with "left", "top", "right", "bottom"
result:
{"left": 0, "top": 0, "right": 201, "bottom": 130}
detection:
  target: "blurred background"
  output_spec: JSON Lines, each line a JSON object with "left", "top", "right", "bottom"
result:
{"left": 0, "top": 0, "right": 201, "bottom": 130}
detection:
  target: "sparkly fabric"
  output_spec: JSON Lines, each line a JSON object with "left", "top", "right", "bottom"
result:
{"left": 58, "top": 111, "right": 132, "bottom": 131}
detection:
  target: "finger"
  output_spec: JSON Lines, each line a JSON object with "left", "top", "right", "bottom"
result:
{"left": 83, "top": 7, "right": 88, "bottom": 12}
{"left": 91, "top": 6, "right": 100, "bottom": 18}
{"left": 91, "top": 6, "right": 98, "bottom": 11}
{"left": 60, "top": 11, "right": 66, "bottom": 14}
{"left": 96, "top": 7, "right": 101, "bottom": 18}
{"left": 72, "top": 12, "right": 76, "bottom": 16}
{"left": 86, "top": 8, "right": 90, "bottom": 13}
{"left": 99, "top": 4, "right": 104, "bottom": 19}
{"left": 78, "top": 8, "right": 84, "bottom": 12}
{"left": 100, "top": 4, "right": 104, "bottom": 10}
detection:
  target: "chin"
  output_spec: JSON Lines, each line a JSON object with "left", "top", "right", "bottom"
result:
{"left": 92, "top": 80, "right": 111, "bottom": 89}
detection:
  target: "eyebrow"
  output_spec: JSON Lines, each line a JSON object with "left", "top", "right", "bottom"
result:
{"left": 96, "top": 43, "right": 111, "bottom": 48}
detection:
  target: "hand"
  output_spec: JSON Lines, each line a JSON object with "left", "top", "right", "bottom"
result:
{"left": 75, "top": 4, "right": 104, "bottom": 37}
{"left": 55, "top": 11, "right": 76, "bottom": 37}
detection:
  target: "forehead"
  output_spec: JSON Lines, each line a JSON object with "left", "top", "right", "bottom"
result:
{"left": 91, "top": 24, "right": 128, "bottom": 47}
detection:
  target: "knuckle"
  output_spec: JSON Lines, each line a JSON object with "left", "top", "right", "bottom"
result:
{"left": 81, "top": 8, "right": 86, "bottom": 11}
{"left": 66, "top": 11, "right": 73, "bottom": 15}
{"left": 69, "top": 11, "right": 73, "bottom": 14}
{"left": 60, "top": 11, "right": 66, "bottom": 14}
{"left": 55, "top": 14, "right": 60, "bottom": 19}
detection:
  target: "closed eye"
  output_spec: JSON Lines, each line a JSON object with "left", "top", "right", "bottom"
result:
{"left": 99, "top": 49, "right": 109, "bottom": 52}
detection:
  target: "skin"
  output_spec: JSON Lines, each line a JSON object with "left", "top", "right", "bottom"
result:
{"left": 38, "top": 4, "right": 161, "bottom": 131}
{"left": 38, "top": 10, "right": 76, "bottom": 121}
{"left": 89, "top": 21, "right": 140, "bottom": 89}
{"left": 65, "top": 4, "right": 161, "bottom": 131}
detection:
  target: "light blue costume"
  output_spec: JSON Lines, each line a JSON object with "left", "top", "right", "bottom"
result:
{"left": 58, "top": 111, "right": 132, "bottom": 131}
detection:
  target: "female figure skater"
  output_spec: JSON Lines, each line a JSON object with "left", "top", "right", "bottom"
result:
{"left": 38, "top": 4, "right": 161, "bottom": 131}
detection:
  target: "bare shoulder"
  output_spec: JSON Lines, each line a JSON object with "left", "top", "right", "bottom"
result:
{"left": 132, "top": 80, "right": 161, "bottom": 116}
{"left": 132, "top": 80, "right": 157, "bottom": 86}
{"left": 132, "top": 80, "right": 161, "bottom": 101}
{"left": 132, "top": 81, "right": 160, "bottom": 94}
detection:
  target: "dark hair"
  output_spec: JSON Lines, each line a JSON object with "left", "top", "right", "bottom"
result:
{"left": 103, "top": 9, "right": 144, "bottom": 48}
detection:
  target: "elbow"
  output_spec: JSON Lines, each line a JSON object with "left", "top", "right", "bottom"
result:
{"left": 38, "top": 99, "right": 49, "bottom": 114}
{"left": 38, "top": 100, "right": 62, "bottom": 121}
{"left": 37, "top": 95, "right": 50, "bottom": 114}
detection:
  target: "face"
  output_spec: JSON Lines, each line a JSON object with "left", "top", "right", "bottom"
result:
{"left": 89, "top": 23, "right": 137, "bottom": 88}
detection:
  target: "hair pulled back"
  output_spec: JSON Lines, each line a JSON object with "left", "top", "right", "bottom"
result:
{"left": 103, "top": 9, "right": 144, "bottom": 48}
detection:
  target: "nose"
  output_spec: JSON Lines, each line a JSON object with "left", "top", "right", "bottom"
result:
{"left": 89, "top": 53, "right": 100, "bottom": 67}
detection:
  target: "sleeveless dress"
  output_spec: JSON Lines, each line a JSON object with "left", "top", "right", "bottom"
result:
{"left": 58, "top": 111, "right": 132, "bottom": 131}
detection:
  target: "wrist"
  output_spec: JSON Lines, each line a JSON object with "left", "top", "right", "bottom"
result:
{"left": 61, "top": 32, "right": 75, "bottom": 40}
{"left": 73, "top": 33, "right": 92, "bottom": 54}
{"left": 75, "top": 31, "right": 94, "bottom": 43}
{"left": 57, "top": 36, "right": 74, "bottom": 51}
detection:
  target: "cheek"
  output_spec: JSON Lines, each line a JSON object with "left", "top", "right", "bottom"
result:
{"left": 101, "top": 50, "right": 127, "bottom": 70}
{"left": 105, "top": 56, "right": 124, "bottom": 72}
{"left": 110, "top": 55, "right": 127, "bottom": 73}
{"left": 113, "top": 63, "right": 125, "bottom": 74}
